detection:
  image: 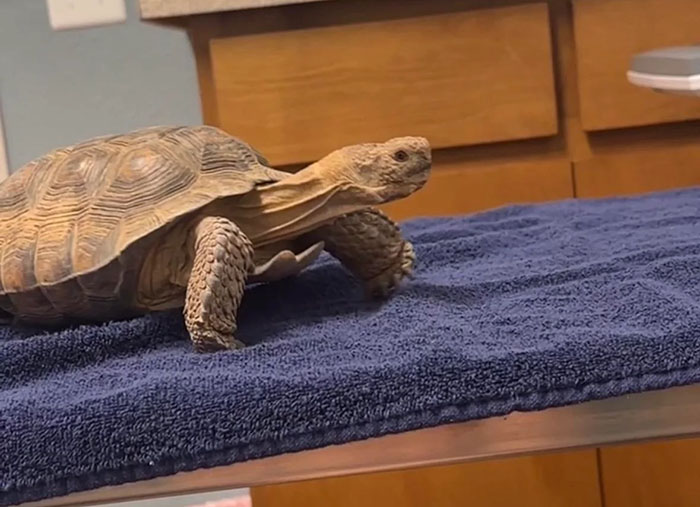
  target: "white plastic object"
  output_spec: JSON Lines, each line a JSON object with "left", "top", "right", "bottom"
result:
{"left": 627, "top": 70, "right": 700, "bottom": 96}
{"left": 627, "top": 45, "right": 700, "bottom": 96}
{"left": 46, "top": 0, "right": 127, "bottom": 30}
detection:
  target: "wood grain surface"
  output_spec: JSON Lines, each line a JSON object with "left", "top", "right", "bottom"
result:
{"left": 251, "top": 449, "right": 603, "bottom": 507}
{"left": 574, "top": 122, "right": 700, "bottom": 198}
{"left": 573, "top": 0, "right": 700, "bottom": 131}
{"left": 209, "top": 3, "right": 558, "bottom": 165}
{"left": 188, "top": 17, "right": 224, "bottom": 126}
{"left": 599, "top": 437, "right": 700, "bottom": 507}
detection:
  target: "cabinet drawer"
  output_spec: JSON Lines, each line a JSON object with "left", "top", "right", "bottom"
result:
{"left": 573, "top": 0, "right": 700, "bottom": 131}
{"left": 209, "top": 3, "right": 558, "bottom": 166}
{"left": 381, "top": 155, "right": 573, "bottom": 220}
{"left": 252, "top": 449, "right": 602, "bottom": 507}
{"left": 574, "top": 125, "right": 700, "bottom": 198}
{"left": 599, "top": 438, "right": 700, "bottom": 507}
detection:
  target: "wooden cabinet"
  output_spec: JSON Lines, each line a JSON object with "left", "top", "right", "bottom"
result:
{"left": 572, "top": 0, "right": 700, "bottom": 131}
{"left": 599, "top": 438, "right": 700, "bottom": 507}
{"left": 208, "top": 2, "right": 558, "bottom": 166}
{"left": 571, "top": 0, "right": 700, "bottom": 198}
{"left": 575, "top": 124, "right": 700, "bottom": 198}
{"left": 252, "top": 449, "right": 603, "bottom": 507}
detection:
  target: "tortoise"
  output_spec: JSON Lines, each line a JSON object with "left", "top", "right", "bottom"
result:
{"left": 0, "top": 125, "right": 431, "bottom": 352}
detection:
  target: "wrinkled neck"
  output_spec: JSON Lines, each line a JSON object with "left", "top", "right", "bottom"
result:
{"left": 255, "top": 163, "right": 334, "bottom": 209}
{"left": 225, "top": 162, "right": 374, "bottom": 246}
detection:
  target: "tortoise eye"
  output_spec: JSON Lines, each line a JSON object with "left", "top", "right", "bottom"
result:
{"left": 393, "top": 150, "right": 409, "bottom": 162}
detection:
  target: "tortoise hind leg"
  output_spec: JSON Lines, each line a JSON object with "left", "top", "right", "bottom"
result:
{"left": 185, "top": 216, "right": 253, "bottom": 352}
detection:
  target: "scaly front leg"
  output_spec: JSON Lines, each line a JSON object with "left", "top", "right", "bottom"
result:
{"left": 303, "top": 208, "right": 415, "bottom": 298}
{"left": 185, "top": 216, "right": 253, "bottom": 352}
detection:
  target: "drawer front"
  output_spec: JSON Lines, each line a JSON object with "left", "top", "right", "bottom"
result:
{"left": 574, "top": 130, "right": 700, "bottom": 198}
{"left": 210, "top": 3, "right": 558, "bottom": 166}
{"left": 599, "top": 438, "right": 700, "bottom": 507}
{"left": 252, "top": 450, "right": 602, "bottom": 507}
{"left": 573, "top": 0, "right": 700, "bottom": 131}
{"left": 381, "top": 155, "right": 573, "bottom": 220}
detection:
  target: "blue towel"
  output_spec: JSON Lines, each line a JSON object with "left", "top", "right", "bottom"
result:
{"left": 3, "top": 187, "right": 700, "bottom": 505}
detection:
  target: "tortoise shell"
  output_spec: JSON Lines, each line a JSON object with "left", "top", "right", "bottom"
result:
{"left": 0, "top": 125, "right": 279, "bottom": 323}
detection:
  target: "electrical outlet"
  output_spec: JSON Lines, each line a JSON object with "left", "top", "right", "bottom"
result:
{"left": 47, "top": 0, "right": 127, "bottom": 30}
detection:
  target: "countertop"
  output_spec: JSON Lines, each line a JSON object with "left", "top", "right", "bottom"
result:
{"left": 138, "top": 0, "right": 332, "bottom": 19}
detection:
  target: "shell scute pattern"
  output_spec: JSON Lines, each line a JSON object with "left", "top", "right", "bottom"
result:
{"left": 0, "top": 125, "right": 272, "bottom": 300}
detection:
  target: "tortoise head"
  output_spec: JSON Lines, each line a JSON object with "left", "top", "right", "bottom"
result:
{"left": 318, "top": 136, "right": 432, "bottom": 203}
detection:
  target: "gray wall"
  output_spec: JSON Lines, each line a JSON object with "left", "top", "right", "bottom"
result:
{"left": 0, "top": 0, "right": 202, "bottom": 171}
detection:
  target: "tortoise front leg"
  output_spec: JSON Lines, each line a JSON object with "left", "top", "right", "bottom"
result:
{"left": 185, "top": 216, "right": 253, "bottom": 352}
{"left": 303, "top": 208, "right": 415, "bottom": 298}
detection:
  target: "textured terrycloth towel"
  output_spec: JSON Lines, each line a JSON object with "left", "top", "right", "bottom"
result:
{"left": 3, "top": 187, "right": 700, "bottom": 505}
